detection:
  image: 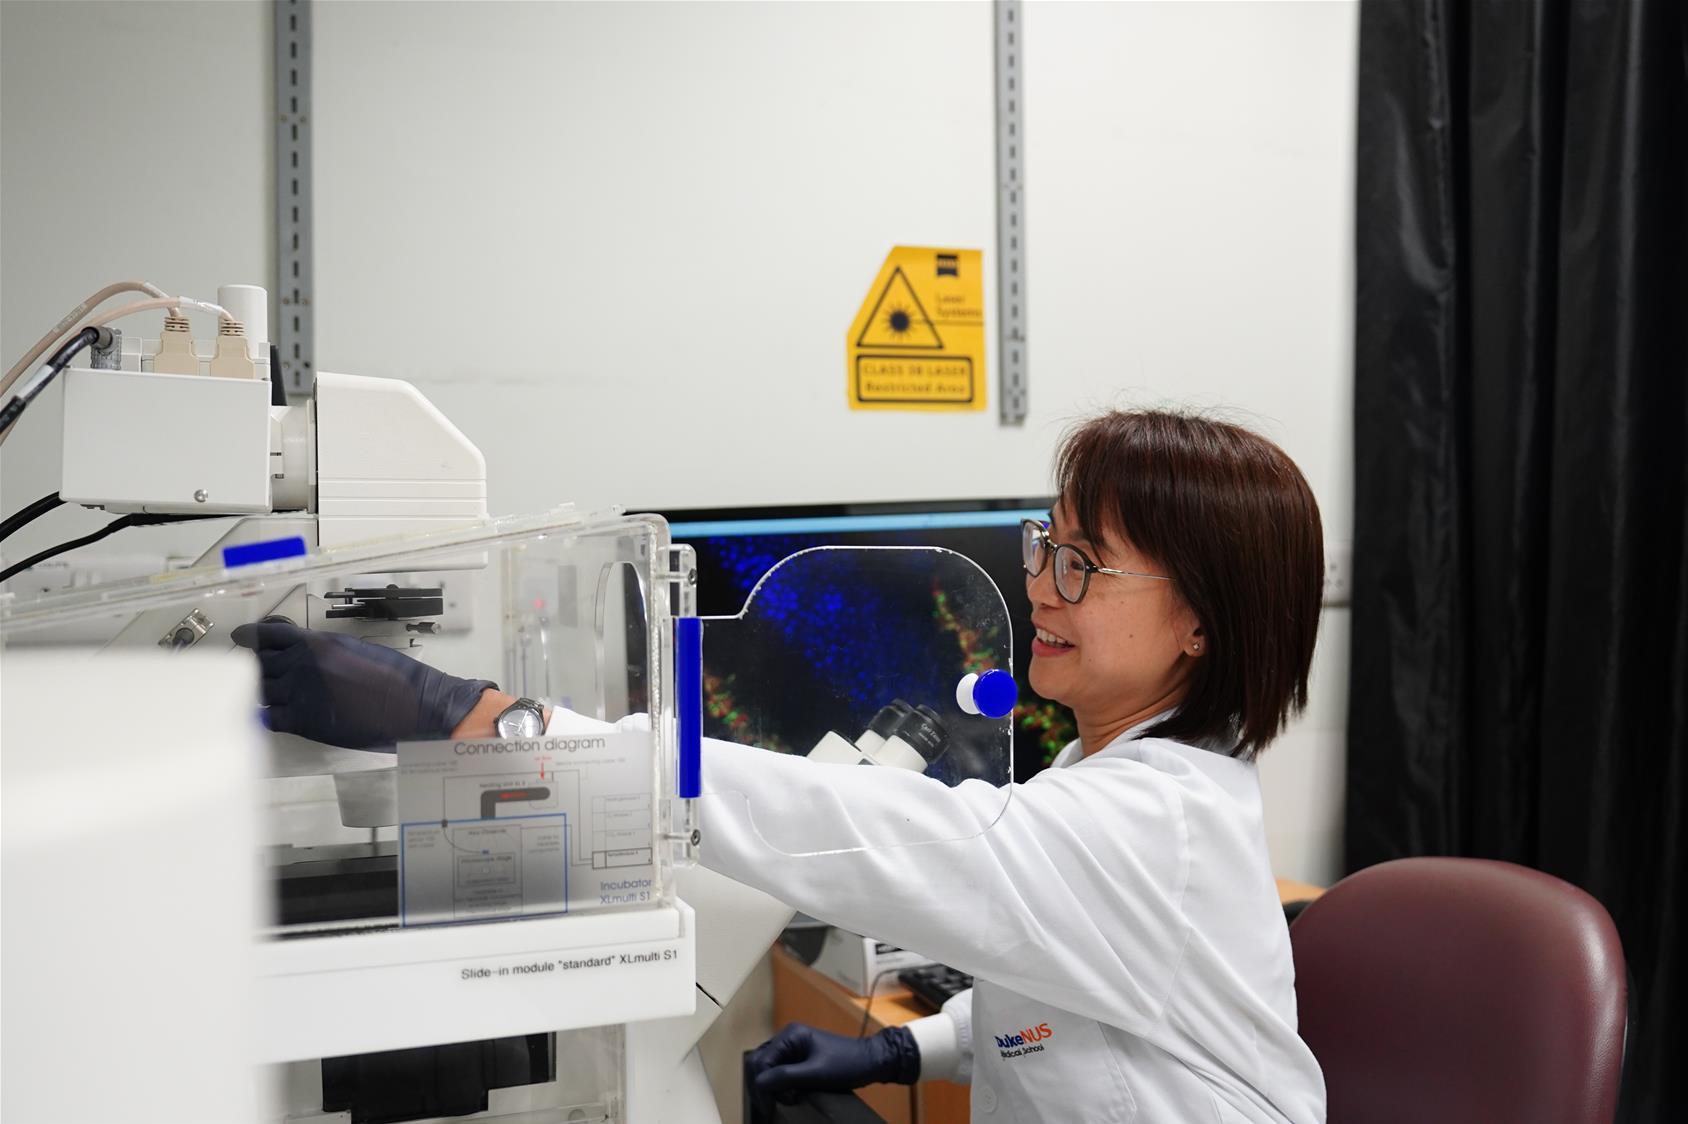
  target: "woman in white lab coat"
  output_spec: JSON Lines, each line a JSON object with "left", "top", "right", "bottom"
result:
{"left": 239, "top": 409, "right": 1328, "bottom": 1123}
{"left": 716, "top": 409, "right": 1329, "bottom": 1123}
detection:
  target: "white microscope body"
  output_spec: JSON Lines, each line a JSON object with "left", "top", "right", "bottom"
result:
{"left": 1, "top": 283, "right": 788, "bottom": 1124}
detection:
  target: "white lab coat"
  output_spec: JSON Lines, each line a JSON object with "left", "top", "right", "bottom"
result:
{"left": 696, "top": 719, "right": 1327, "bottom": 1124}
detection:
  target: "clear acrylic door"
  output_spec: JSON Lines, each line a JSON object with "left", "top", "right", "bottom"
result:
{"left": 695, "top": 546, "right": 1017, "bottom": 855}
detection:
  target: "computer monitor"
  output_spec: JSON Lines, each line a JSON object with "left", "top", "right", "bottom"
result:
{"left": 648, "top": 499, "right": 1079, "bottom": 781}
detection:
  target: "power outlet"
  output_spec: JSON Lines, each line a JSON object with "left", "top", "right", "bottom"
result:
{"left": 1323, "top": 540, "right": 1352, "bottom": 606}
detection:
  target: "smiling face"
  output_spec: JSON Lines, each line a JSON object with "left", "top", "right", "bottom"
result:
{"left": 1027, "top": 499, "right": 1204, "bottom": 747}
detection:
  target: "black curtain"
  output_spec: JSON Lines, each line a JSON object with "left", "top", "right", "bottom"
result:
{"left": 1349, "top": 1, "right": 1687, "bottom": 1120}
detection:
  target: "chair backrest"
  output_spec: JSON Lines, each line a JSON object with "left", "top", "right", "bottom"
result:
{"left": 1290, "top": 857, "right": 1626, "bottom": 1124}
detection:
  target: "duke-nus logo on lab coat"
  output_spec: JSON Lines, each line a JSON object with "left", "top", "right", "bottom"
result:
{"left": 993, "top": 1022, "right": 1054, "bottom": 1057}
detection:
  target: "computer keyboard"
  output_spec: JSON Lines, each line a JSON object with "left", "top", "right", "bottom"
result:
{"left": 897, "top": 963, "right": 974, "bottom": 1012}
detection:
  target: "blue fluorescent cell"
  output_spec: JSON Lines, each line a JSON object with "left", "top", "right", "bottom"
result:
{"left": 222, "top": 536, "right": 308, "bottom": 569}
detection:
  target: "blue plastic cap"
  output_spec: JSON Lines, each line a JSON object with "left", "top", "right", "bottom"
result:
{"left": 973, "top": 669, "right": 1018, "bottom": 719}
{"left": 222, "top": 536, "right": 308, "bottom": 569}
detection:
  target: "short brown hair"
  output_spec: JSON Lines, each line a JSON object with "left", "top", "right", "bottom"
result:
{"left": 1055, "top": 409, "right": 1323, "bottom": 759}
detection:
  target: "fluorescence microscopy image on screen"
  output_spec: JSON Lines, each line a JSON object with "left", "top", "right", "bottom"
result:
{"left": 643, "top": 500, "right": 1080, "bottom": 782}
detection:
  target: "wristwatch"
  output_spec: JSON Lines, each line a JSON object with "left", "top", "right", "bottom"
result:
{"left": 495, "top": 697, "right": 546, "bottom": 738}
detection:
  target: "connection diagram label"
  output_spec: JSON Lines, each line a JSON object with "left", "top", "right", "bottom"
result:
{"left": 847, "top": 246, "right": 986, "bottom": 412}
{"left": 397, "top": 729, "right": 656, "bottom": 926}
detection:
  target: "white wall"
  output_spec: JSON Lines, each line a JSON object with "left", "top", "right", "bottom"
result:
{"left": 309, "top": 0, "right": 1013, "bottom": 518}
{"left": 1026, "top": 0, "right": 1355, "bottom": 543}
{"left": 1, "top": 0, "right": 1355, "bottom": 876}
{"left": 1018, "top": 0, "right": 1359, "bottom": 887}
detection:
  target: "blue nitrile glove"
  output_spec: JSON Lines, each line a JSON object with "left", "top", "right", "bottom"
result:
{"left": 231, "top": 621, "right": 495, "bottom": 750}
{"left": 745, "top": 1023, "right": 920, "bottom": 1107}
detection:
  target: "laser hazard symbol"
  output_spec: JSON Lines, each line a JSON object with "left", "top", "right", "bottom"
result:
{"left": 847, "top": 246, "right": 986, "bottom": 412}
{"left": 856, "top": 268, "right": 944, "bottom": 349}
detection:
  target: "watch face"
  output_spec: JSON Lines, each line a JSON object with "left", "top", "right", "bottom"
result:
{"left": 496, "top": 704, "right": 545, "bottom": 739}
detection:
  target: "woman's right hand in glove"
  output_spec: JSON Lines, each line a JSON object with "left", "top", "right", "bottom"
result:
{"left": 231, "top": 621, "right": 496, "bottom": 750}
{"left": 744, "top": 1022, "right": 921, "bottom": 1107}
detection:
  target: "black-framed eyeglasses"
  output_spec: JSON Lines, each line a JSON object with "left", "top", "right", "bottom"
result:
{"left": 1021, "top": 520, "right": 1171, "bottom": 605}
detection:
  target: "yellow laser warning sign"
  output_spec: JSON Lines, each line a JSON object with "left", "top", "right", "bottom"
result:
{"left": 848, "top": 246, "right": 985, "bottom": 411}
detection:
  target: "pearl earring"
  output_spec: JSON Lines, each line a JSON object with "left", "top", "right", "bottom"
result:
{"left": 1191, "top": 642, "right": 1201, "bottom": 652}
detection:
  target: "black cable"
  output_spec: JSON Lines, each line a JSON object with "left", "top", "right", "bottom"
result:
{"left": 0, "top": 512, "right": 222, "bottom": 585}
{"left": 269, "top": 343, "right": 288, "bottom": 405}
{"left": 0, "top": 492, "right": 64, "bottom": 543}
{"left": 0, "top": 327, "right": 101, "bottom": 438}
{"left": 857, "top": 966, "right": 905, "bottom": 1039}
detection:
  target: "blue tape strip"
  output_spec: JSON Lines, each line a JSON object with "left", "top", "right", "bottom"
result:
{"left": 676, "top": 617, "right": 703, "bottom": 798}
{"left": 222, "top": 536, "right": 308, "bottom": 569}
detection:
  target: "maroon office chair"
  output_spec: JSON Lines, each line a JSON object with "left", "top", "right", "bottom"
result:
{"left": 1289, "top": 857, "right": 1626, "bottom": 1124}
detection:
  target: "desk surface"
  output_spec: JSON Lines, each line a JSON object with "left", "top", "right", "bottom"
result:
{"left": 1276, "top": 877, "right": 1327, "bottom": 906}
{"left": 771, "top": 943, "right": 925, "bottom": 1028}
{"left": 771, "top": 944, "right": 967, "bottom": 1123}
